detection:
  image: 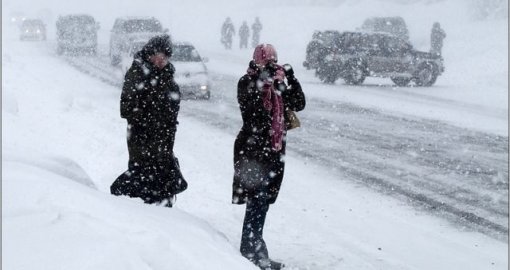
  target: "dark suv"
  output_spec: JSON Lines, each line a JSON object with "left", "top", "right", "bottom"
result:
{"left": 109, "top": 16, "right": 168, "bottom": 65}
{"left": 56, "top": 15, "right": 99, "bottom": 55}
{"left": 313, "top": 31, "right": 444, "bottom": 87}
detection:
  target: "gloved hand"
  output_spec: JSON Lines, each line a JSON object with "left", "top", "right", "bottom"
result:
{"left": 282, "top": 63, "right": 297, "bottom": 83}
{"left": 273, "top": 79, "right": 286, "bottom": 92}
{"left": 248, "top": 60, "right": 260, "bottom": 76}
{"left": 264, "top": 62, "right": 278, "bottom": 77}
{"left": 282, "top": 64, "right": 294, "bottom": 77}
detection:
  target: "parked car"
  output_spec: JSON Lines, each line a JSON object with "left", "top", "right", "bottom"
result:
{"left": 360, "top": 16, "right": 410, "bottom": 41}
{"left": 20, "top": 19, "right": 46, "bottom": 41}
{"left": 303, "top": 30, "right": 342, "bottom": 70}
{"left": 9, "top": 11, "right": 27, "bottom": 28}
{"left": 119, "top": 41, "right": 211, "bottom": 100}
{"left": 171, "top": 42, "right": 211, "bottom": 99}
{"left": 56, "top": 14, "right": 99, "bottom": 55}
{"left": 313, "top": 31, "right": 444, "bottom": 86}
{"left": 109, "top": 16, "right": 168, "bottom": 66}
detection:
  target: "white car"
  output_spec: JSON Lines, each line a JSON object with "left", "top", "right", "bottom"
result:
{"left": 109, "top": 16, "right": 167, "bottom": 66}
{"left": 171, "top": 42, "right": 211, "bottom": 100}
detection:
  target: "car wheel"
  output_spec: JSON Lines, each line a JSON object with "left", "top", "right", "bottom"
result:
{"left": 344, "top": 62, "right": 366, "bottom": 85}
{"left": 391, "top": 77, "right": 411, "bottom": 87}
{"left": 317, "top": 66, "right": 338, "bottom": 84}
{"left": 57, "top": 45, "right": 64, "bottom": 55}
{"left": 202, "top": 91, "right": 211, "bottom": 100}
{"left": 414, "top": 63, "right": 438, "bottom": 87}
{"left": 111, "top": 54, "right": 121, "bottom": 66}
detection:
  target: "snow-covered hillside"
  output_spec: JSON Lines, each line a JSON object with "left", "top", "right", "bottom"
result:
{"left": 2, "top": 0, "right": 508, "bottom": 269}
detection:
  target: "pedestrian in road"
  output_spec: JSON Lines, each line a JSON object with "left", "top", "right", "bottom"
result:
{"left": 233, "top": 44, "right": 306, "bottom": 270}
{"left": 239, "top": 21, "right": 250, "bottom": 49}
{"left": 111, "top": 34, "right": 187, "bottom": 207}
{"left": 430, "top": 22, "right": 446, "bottom": 56}
{"left": 251, "top": 17, "right": 263, "bottom": 48}
{"left": 221, "top": 17, "right": 236, "bottom": 49}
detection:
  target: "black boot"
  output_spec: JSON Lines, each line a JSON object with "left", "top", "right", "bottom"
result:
{"left": 256, "top": 258, "right": 285, "bottom": 270}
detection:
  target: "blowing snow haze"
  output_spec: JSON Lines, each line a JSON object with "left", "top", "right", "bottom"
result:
{"left": 2, "top": 0, "right": 508, "bottom": 270}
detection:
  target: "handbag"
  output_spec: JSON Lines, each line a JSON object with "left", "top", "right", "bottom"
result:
{"left": 285, "top": 109, "right": 301, "bottom": 130}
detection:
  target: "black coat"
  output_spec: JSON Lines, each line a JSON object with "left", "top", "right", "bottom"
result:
{"left": 232, "top": 73, "right": 306, "bottom": 205}
{"left": 112, "top": 49, "right": 184, "bottom": 205}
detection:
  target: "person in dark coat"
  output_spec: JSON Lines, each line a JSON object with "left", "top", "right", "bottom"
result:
{"left": 430, "top": 22, "right": 446, "bottom": 56}
{"left": 111, "top": 34, "right": 187, "bottom": 207}
{"left": 233, "top": 44, "right": 306, "bottom": 270}
{"left": 221, "top": 17, "right": 236, "bottom": 49}
{"left": 251, "top": 17, "right": 262, "bottom": 48}
{"left": 239, "top": 21, "right": 250, "bottom": 49}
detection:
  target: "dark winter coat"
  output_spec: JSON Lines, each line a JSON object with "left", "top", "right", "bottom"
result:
{"left": 431, "top": 25, "right": 446, "bottom": 55}
{"left": 111, "top": 39, "right": 184, "bottom": 205}
{"left": 239, "top": 23, "right": 250, "bottom": 39}
{"left": 232, "top": 72, "right": 306, "bottom": 205}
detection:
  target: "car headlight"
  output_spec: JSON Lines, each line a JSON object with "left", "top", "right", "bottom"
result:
{"left": 25, "top": 30, "right": 29, "bottom": 33}
{"left": 36, "top": 30, "right": 40, "bottom": 33}
{"left": 200, "top": 85, "right": 208, "bottom": 90}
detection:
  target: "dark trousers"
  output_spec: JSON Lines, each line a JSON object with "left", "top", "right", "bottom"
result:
{"left": 240, "top": 196, "right": 270, "bottom": 263}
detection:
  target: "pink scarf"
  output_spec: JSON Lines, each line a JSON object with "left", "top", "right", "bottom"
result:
{"left": 248, "top": 65, "right": 285, "bottom": 152}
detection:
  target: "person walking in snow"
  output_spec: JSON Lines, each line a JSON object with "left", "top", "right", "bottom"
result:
{"left": 221, "top": 17, "right": 236, "bottom": 49}
{"left": 239, "top": 21, "right": 250, "bottom": 49}
{"left": 111, "top": 35, "right": 187, "bottom": 207}
{"left": 233, "top": 44, "right": 306, "bottom": 270}
{"left": 251, "top": 17, "right": 262, "bottom": 48}
{"left": 430, "top": 22, "right": 446, "bottom": 56}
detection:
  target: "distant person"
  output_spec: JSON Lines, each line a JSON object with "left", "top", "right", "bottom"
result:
{"left": 239, "top": 21, "right": 250, "bottom": 49}
{"left": 110, "top": 35, "right": 187, "bottom": 207}
{"left": 221, "top": 17, "right": 236, "bottom": 49}
{"left": 251, "top": 17, "right": 263, "bottom": 48}
{"left": 233, "top": 44, "right": 306, "bottom": 270}
{"left": 430, "top": 22, "right": 446, "bottom": 56}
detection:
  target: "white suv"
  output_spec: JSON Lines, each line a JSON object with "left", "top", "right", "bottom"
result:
{"left": 109, "top": 16, "right": 167, "bottom": 66}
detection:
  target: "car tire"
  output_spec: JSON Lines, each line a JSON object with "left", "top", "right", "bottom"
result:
{"left": 344, "top": 62, "right": 366, "bottom": 85}
{"left": 110, "top": 54, "right": 121, "bottom": 66}
{"left": 391, "top": 77, "right": 411, "bottom": 87}
{"left": 316, "top": 66, "right": 338, "bottom": 84}
{"left": 414, "top": 63, "right": 438, "bottom": 87}
{"left": 57, "top": 45, "right": 64, "bottom": 55}
{"left": 202, "top": 92, "right": 211, "bottom": 100}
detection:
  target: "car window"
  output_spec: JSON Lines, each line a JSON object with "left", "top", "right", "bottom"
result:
{"left": 384, "top": 36, "right": 410, "bottom": 56}
{"left": 58, "top": 16, "right": 95, "bottom": 34}
{"left": 122, "top": 20, "right": 162, "bottom": 33}
{"left": 22, "top": 20, "right": 44, "bottom": 28}
{"left": 172, "top": 45, "right": 201, "bottom": 62}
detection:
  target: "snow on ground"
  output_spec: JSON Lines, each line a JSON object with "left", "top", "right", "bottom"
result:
{"left": 2, "top": 0, "right": 508, "bottom": 269}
